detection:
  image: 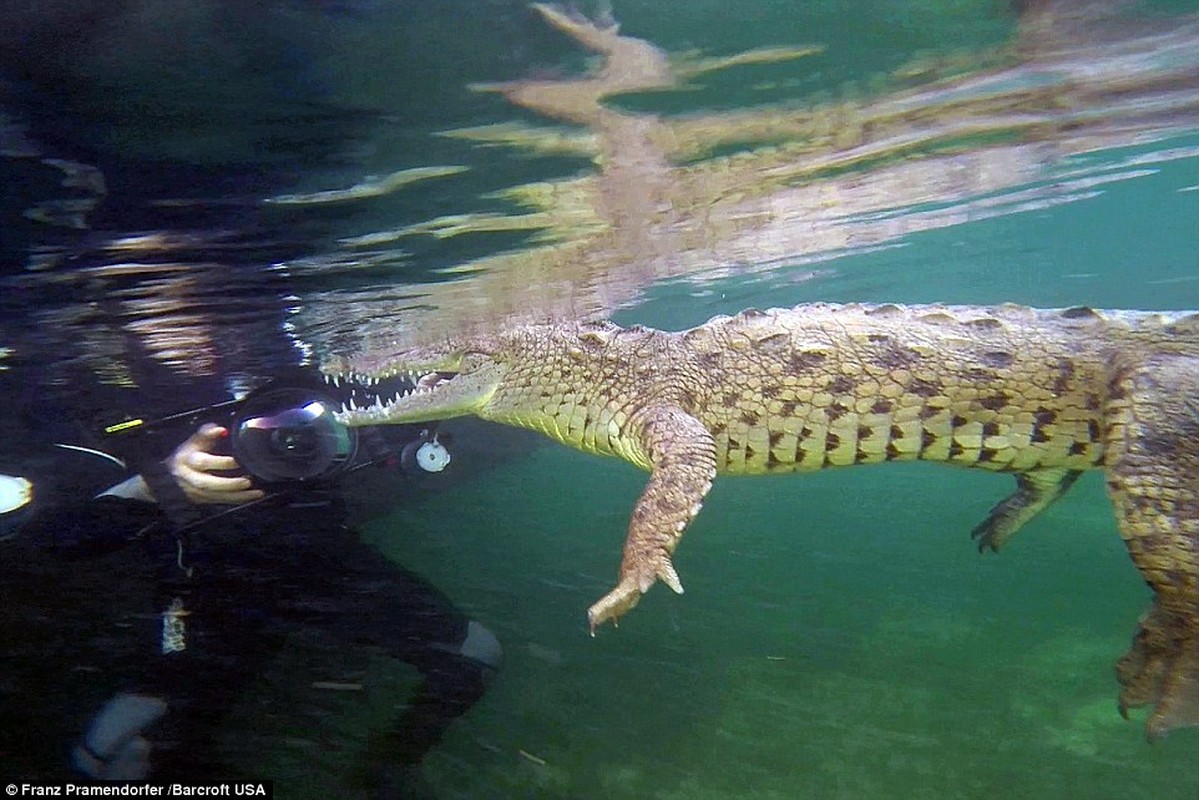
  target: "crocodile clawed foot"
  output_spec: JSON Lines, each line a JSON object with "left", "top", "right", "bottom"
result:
{"left": 1116, "top": 602, "right": 1199, "bottom": 741}
{"left": 587, "top": 556, "right": 685, "bottom": 634}
{"left": 587, "top": 575, "right": 642, "bottom": 634}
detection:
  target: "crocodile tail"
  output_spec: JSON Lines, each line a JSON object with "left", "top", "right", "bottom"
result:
{"left": 1104, "top": 353, "right": 1199, "bottom": 739}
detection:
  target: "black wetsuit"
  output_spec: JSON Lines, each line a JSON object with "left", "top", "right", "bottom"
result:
{"left": 0, "top": 444, "right": 497, "bottom": 789}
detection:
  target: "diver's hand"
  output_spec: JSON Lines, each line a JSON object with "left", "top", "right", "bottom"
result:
{"left": 167, "top": 423, "right": 266, "bottom": 505}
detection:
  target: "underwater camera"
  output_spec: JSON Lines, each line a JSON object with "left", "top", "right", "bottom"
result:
{"left": 103, "top": 380, "right": 355, "bottom": 485}
{"left": 227, "top": 385, "right": 357, "bottom": 484}
{"left": 103, "top": 372, "right": 448, "bottom": 487}
{"left": 229, "top": 383, "right": 450, "bottom": 483}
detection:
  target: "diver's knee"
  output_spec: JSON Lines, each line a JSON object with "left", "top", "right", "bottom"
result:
{"left": 458, "top": 620, "right": 503, "bottom": 676}
{"left": 72, "top": 693, "right": 168, "bottom": 780}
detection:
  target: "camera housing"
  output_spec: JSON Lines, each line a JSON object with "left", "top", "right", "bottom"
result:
{"left": 227, "top": 386, "right": 357, "bottom": 484}
{"left": 103, "top": 371, "right": 448, "bottom": 490}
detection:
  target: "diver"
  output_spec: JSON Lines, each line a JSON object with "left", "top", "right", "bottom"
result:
{"left": 0, "top": 373, "right": 501, "bottom": 794}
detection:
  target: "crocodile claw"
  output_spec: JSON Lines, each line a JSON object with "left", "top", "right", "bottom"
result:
{"left": 588, "top": 575, "right": 642, "bottom": 634}
{"left": 656, "top": 560, "right": 685, "bottom": 594}
{"left": 588, "top": 557, "right": 686, "bottom": 634}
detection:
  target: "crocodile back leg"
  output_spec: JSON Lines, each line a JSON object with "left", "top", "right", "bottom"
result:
{"left": 971, "top": 468, "right": 1085, "bottom": 552}
{"left": 1103, "top": 352, "right": 1199, "bottom": 740}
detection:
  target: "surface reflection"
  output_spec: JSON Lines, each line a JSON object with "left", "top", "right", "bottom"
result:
{"left": 1, "top": 1, "right": 1198, "bottom": 398}
{"left": 297, "top": 1, "right": 1199, "bottom": 361}
{"left": 0, "top": 0, "right": 371, "bottom": 396}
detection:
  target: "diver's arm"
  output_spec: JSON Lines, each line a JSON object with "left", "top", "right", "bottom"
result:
{"left": 14, "top": 425, "right": 264, "bottom": 558}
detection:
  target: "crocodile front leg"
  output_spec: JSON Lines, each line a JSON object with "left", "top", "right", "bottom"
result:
{"left": 587, "top": 405, "right": 718, "bottom": 633}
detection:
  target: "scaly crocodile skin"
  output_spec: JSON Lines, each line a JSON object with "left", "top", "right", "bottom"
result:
{"left": 328, "top": 302, "right": 1199, "bottom": 740}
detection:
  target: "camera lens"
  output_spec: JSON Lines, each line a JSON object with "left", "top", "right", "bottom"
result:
{"left": 231, "top": 389, "right": 357, "bottom": 483}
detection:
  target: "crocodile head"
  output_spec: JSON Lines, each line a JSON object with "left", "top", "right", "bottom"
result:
{"left": 323, "top": 333, "right": 508, "bottom": 426}
{"left": 324, "top": 319, "right": 657, "bottom": 461}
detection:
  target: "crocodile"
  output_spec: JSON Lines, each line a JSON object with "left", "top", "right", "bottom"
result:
{"left": 326, "top": 302, "right": 1199, "bottom": 740}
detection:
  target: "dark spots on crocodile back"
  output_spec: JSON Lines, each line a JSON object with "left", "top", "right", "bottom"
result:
{"left": 712, "top": 422, "right": 727, "bottom": 436}
{"left": 871, "top": 399, "right": 893, "bottom": 414}
{"left": 790, "top": 351, "right": 828, "bottom": 372}
{"left": 966, "top": 367, "right": 998, "bottom": 382}
{"left": 829, "top": 375, "right": 856, "bottom": 394}
{"left": 1088, "top": 419, "right": 1101, "bottom": 442}
{"left": 921, "top": 430, "right": 938, "bottom": 450}
{"left": 978, "top": 447, "right": 999, "bottom": 462}
{"left": 1085, "top": 392, "right": 1103, "bottom": 411}
{"left": 769, "top": 431, "right": 784, "bottom": 448}
{"left": 919, "top": 404, "right": 944, "bottom": 421}
{"left": 886, "top": 442, "right": 902, "bottom": 460}
{"left": 979, "top": 392, "right": 1010, "bottom": 411}
{"left": 767, "top": 451, "right": 783, "bottom": 469}
{"left": 1135, "top": 430, "right": 1181, "bottom": 458}
{"left": 1126, "top": 492, "right": 1165, "bottom": 516}
{"left": 740, "top": 410, "right": 760, "bottom": 426}
{"left": 1053, "top": 359, "right": 1076, "bottom": 395}
{"left": 980, "top": 351, "right": 1015, "bottom": 369}
{"left": 654, "top": 494, "right": 677, "bottom": 513}
{"left": 779, "top": 401, "right": 797, "bottom": 417}
{"left": 948, "top": 441, "right": 967, "bottom": 458}
{"left": 982, "top": 421, "right": 1001, "bottom": 437}
{"left": 722, "top": 393, "right": 740, "bottom": 408}
{"left": 867, "top": 343, "right": 922, "bottom": 370}
{"left": 827, "top": 402, "right": 851, "bottom": 422}
{"left": 857, "top": 425, "right": 873, "bottom": 441}
{"left": 890, "top": 424, "right": 904, "bottom": 440}
{"left": 826, "top": 432, "right": 841, "bottom": 450}
{"left": 758, "top": 333, "right": 790, "bottom": 352}
{"left": 1031, "top": 408, "right": 1057, "bottom": 443}
{"left": 909, "top": 378, "right": 942, "bottom": 398}
{"left": 699, "top": 352, "right": 722, "bottom": 370}
{"left": 1106, "top": 370, "right": 1131, "bottom": 403}
{"left": 951, "top": 414, "right": 969, "bottom": 428}
{"left": 1068, "top": 441, "right": 1088, "bottom": 457}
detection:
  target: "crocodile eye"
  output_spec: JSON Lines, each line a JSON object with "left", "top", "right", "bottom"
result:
{"left": 460, "top": 352, "right": 488, "bottom": 371}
